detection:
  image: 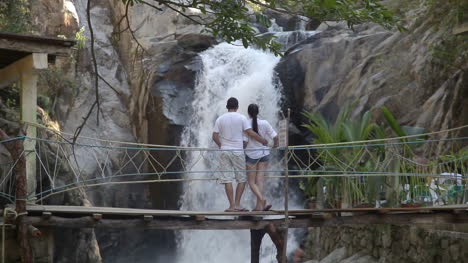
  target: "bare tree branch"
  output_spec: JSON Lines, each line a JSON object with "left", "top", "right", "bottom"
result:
{"left": 161, "top": 2, "right": 208, "bottom": 25}
{"left": 86, "top": 0, "right": 100, "bottom": 127}
{"left": 141, "top": 0, "right": 163, "bottom": 11}
{"left": 73, "top": 100, "right": 97, "bottom": 145}
{"left": 98, "top": 75, "right": 121, "bottom": 95}
{"left": 124, "top": 1, "right": 150, "bottom": 55}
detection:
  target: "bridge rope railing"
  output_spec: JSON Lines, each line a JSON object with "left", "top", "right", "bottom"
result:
{"left": 0, "top": 124, "right": 467, "bottom": 207}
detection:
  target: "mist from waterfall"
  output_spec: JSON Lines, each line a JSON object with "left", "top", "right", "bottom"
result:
{"left": 176, "top": 43, "right": 300, "bottom": 263}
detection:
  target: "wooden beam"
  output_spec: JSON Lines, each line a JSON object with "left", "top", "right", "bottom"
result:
{"left": 23, "top": 204, "right": 468, "bottom": 217}
{"left": 22, "top": 213, "right": 468, "bottom": 231}
{"left": 24, "top": 216, "right": 310, "bottom": 230}
{"left": 0, "top": 38, "right": 74, "bottom": 57}
{"left": 194, "top": 215, "right": 205, "bottom": 221}
{"left": 0, "top": 53, "right": 47, "bottom": 88}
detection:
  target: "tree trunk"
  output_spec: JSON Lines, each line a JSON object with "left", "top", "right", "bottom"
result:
{"left": 265, "top": 223, "right": 285, "bottom": 263}
{"left": 0, "top": 127, "right": 33, "bottom": 263}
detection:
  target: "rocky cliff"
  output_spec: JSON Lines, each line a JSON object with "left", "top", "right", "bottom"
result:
{"left": 3, "top": 0, "right": 217, "bottom": 262}
{"left": 277, "top": 1, "right": 467, "bottom": 148}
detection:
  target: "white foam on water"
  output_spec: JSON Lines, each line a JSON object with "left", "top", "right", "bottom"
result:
{"left": 176, "top": 42, "right": 301, "bottom": 263}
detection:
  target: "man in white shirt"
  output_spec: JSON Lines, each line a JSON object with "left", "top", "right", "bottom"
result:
{"left": 212, "top": 97, "right": 267, "bottom": 212}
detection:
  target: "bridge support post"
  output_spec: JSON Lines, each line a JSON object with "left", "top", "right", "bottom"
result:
{"left": 250, "top": 229, "right": 265, "bottom": 263}
{"left": 20, "top": 53, "right": 47, "bottom": 202}
{"left": 250, "top": 223, "right": 286, "bottom": 263}
{"left": 0, "top": 53, "right": 47, "bottom": 202}
{"left": 0, "top": 127, "right": 33, "bottom": 263}
{"left": 281, "top": 109, "right": 291, "bottom": 263}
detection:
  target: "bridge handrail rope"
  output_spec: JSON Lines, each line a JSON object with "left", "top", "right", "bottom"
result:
{"left": 22, "top": 120, "right": 468, "bottom": 149}
{"left": 20, "top": 135, "right": 468, "bottom": 151}
{"left": 28, "top": 171, "right": 467, "bottom": 203}
{"left": 0, "top": 123, "right": 466, "bottom": 204}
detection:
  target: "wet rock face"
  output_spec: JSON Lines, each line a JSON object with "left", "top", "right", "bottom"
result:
{"left": 146, "top": 33, "right": 215, "bottom": 215}
{"left": 277, "top": 18, "right": 468, "bottom": 144}
{"left": 150, "top": 35, "right": 215, "bottom": 128}
{"left": 263, "top": 9, "right": 321, "bottom": 31}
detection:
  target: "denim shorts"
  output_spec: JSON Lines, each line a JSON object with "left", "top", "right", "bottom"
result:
{"left": 245, "top": 154, "right": 270, "bottom": 165}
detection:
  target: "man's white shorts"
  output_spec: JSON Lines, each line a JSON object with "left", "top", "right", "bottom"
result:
{"left": 218, "top": 151, "right": 247, "bottom": 184}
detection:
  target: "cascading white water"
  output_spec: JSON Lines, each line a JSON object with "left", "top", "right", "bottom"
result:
{"left": 268, "top": 17, "right": 319, "bottom": 51}
{"left": 177, "top": 43, "right": 300, "bottom": 263}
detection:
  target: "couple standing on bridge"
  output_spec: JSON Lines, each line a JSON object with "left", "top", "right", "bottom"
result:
{"left": 212, "top": 97, "right": 279, "bottom": 212}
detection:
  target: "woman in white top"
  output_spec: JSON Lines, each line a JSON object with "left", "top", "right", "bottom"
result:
{"left": 245, "top": 104, "right": 278, "bottom": 211}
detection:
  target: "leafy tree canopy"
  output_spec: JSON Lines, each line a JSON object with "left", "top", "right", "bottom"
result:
{"left": 122, "top": 0, "right": 403, "bottom": 55}
{"left": 0, "top": 0, "right": 32, "bottom": 33}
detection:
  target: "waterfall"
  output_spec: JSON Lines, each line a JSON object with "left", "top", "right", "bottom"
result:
{"left": 176, "top": 43, "right": 300, "bottom": 263}
{"left": 268, "top": 17, "right": 319, "bottom": 51}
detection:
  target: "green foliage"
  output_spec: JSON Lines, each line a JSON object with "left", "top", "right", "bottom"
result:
{"left": 292, "top": 0, "right": 405, "bottom": 31}
{"left": 302, "top": 104, "right": 385, "bottom": 206}
{"left": 0, "top": 0, "right": 32, "bottom": 33}
{"left": 423, "top": 0, "right": 468, "bottom": 73}
{"left": 75, "top": 26, "right": 87, "bottom": 49}
{"left": 0, "top": 84, "right": 19, "bottom": 108}
{"left": 39, "top": 66, "right": 79, "bottom": 115}
{"left": 58, "top": 27, "right": 87, "bottom": 49}
{"left": 121, "top": 0, "right": 402, "bottom": 55}
{"left": 430, "top": 35, "right": 468, "bottom": 72}
{"left": 300, "top": 104, "right": 443, "bottom": 207}
{"left": 425, "top": 0, "right": 468, "bottom": 25}
{"left": 381, "top": 105, "right": 405, "bottom": 138}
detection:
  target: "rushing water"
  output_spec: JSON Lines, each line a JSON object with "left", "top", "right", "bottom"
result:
{"left": 268, "top": 18, "right": 318, "bottom": 50}
{"left": 176, "top": 43, "right": 301, "bottom": 263}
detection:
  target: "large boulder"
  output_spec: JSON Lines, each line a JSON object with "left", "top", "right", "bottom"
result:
{"left": 277, "top": 7, "right": 468, "bottom": 145}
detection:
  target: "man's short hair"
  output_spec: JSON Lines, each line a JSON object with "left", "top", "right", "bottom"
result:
{"left": 226, "top": 97, "right": 239, "bottom": 109}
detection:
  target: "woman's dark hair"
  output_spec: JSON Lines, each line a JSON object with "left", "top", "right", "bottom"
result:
{"left": 248, "top": 104, "right": 259, "bottom": 133}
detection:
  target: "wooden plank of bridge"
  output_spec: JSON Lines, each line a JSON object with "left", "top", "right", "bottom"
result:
{"left": 23, "top": 204, "right": 468, "bottom": 217}
{"left": 22, "top": 212, "right": 468, "bottom": 230}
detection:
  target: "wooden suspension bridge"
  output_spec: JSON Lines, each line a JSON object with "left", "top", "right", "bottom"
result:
{"left": 1, "top": 125, "right": 468, "bottom": 262}
{"left": 2, "top": 204, "right": 467, "bottom": 263}
{"left": 0, "top": 126, "right": 467, "bottom": 263}
{"left": 14, "top": 204, "right": 468, "bottom": 230}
